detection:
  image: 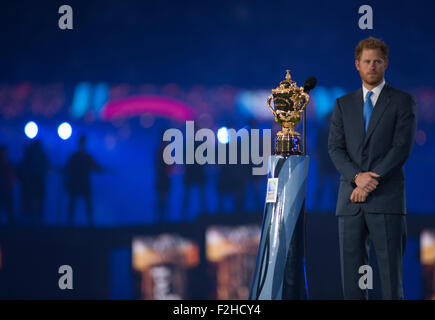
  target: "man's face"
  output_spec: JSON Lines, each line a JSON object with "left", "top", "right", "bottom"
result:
{"left": 355, "top": 48, "right": 388, "bottom": 88}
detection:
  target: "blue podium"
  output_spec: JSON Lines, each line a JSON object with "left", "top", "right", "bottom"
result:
{"left": 249, "top": 155, "right": 309, "bottom": 300}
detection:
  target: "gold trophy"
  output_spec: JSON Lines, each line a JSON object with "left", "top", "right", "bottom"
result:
{"left": 267, "top": 70, "right": 310, "bottom": 155}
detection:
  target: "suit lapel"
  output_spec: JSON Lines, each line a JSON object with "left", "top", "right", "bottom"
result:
{"left": 352, "top": 88, "right": 365, "bottom": 144}
{"left": 363, "top": 83, "right": 392, "bottom": 145}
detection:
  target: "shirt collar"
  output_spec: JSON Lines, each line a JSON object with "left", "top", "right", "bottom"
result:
{"left": 362, "top": 79, "right": 386, "bottom": 100}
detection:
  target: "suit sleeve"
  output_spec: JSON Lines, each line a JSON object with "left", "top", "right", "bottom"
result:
{"left": 372, "top": 94, "right": 417, "bottom": 179}
{"left": 328, "top": 98, "right": 360, "bottom": 182}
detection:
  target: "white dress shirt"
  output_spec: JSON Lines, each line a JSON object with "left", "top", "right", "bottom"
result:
{"left": 362, "top": 79, "right": 386, "bottom": 108}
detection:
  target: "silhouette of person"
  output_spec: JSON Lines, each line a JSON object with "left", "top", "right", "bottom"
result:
{"left": 65, "top": 135, "right": 102, "bottom": 226}
{"left": 244, "top": 119, "right": 267, "bottom": 213}
{"left": 217, "top": 131, "right": 248, "bottom": 214}
{"left": 314, "top": 113, "right": 339, "bottom": 211}
{"left": 218, "top": 163, "right": 246, "bottom": 214}
{"left": 17, "top": 139, "right": 49, "bottom": 225}
{"left": 0, "top": 146, "right": 15, "bottom": 225}
{"left": 156, "top": 141, "right": 173, "bottom": 222}
{"left": 183, "top": 156, "right": 206, "bottom": 220}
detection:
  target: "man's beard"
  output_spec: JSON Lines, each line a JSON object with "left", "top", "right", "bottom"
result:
{"left": 364, "top": 72, "right": 383, "bottom": 85}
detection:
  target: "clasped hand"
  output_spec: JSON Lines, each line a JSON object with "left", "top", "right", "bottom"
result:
{"left": 350, "top": 171, "right": 380, "bottom": 203}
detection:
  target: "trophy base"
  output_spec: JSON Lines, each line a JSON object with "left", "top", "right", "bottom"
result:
{"left": 274, "top": 133, "right": 303, "bottom": 156}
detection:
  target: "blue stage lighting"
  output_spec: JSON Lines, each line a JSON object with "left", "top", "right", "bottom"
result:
{"left": 217, "top": 126, "right": 230, "bottom": 144}
{"left": 58, "top": 122, "right": 72, "bottom": 140}
{"left": 24, "top": 121, "right": 38, "bottom": 139}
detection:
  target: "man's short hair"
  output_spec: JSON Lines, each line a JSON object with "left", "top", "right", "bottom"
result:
{"left": 355, "top": 37, "right": 389, "bottom": 61}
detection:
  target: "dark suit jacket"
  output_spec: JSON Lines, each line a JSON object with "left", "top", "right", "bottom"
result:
{"left": 328, "top": 83, "right": 417, "bottom": 216}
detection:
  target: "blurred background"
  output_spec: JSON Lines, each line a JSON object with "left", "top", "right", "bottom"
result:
{"left": 0, "top": 0, "right": 434, "bottom": 299}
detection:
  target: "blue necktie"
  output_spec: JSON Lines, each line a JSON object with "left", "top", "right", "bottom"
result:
{"left": 363, "top": 91, "right": 374, "bottom": 132}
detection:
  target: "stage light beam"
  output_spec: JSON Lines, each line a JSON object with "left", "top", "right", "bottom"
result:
{"left": 58, "top": 122, "right": 72, "bottom": 140}
{"left": 217, "top": 127, "right": 230, "bottom": 144}
{"left": 24, "top": 121, "right": 38, "bottom": 139}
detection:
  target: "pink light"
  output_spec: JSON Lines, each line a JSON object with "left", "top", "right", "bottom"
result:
{"left": 100, "top": 95, "right": 195, "bottom": 122}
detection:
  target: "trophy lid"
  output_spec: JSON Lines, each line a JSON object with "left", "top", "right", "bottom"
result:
{"left": 272, "top": 69, "right": 298, "bottom": 94}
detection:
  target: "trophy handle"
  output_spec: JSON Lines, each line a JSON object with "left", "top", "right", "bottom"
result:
{"left": 267, "top": 94, "right": 277, "bottom": 117}
{"left": 299, "top": 90, "right": 310, "bottom": 114}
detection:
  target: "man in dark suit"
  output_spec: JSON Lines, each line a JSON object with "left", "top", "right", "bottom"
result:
{"left": 328, "top": 37, "right": 417, "bottom": 299}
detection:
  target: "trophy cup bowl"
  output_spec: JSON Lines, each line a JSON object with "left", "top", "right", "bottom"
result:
{"left": 267, "top": 70, "right": 310, "bottom": 155}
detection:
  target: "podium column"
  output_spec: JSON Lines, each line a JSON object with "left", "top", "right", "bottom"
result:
{"left": 249, "top": 155, "right": 309, "bottom": 300}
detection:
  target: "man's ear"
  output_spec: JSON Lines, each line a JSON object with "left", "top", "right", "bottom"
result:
{"left": 384, "top": 59, "right": 389, "bottom": 70}
{"left": 355, "top": 59, "right": 360, "bottom": 71}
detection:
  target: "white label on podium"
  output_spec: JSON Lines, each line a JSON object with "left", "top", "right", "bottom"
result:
{"left": 266, "top": 178, "right": 278, "bottom": 203}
